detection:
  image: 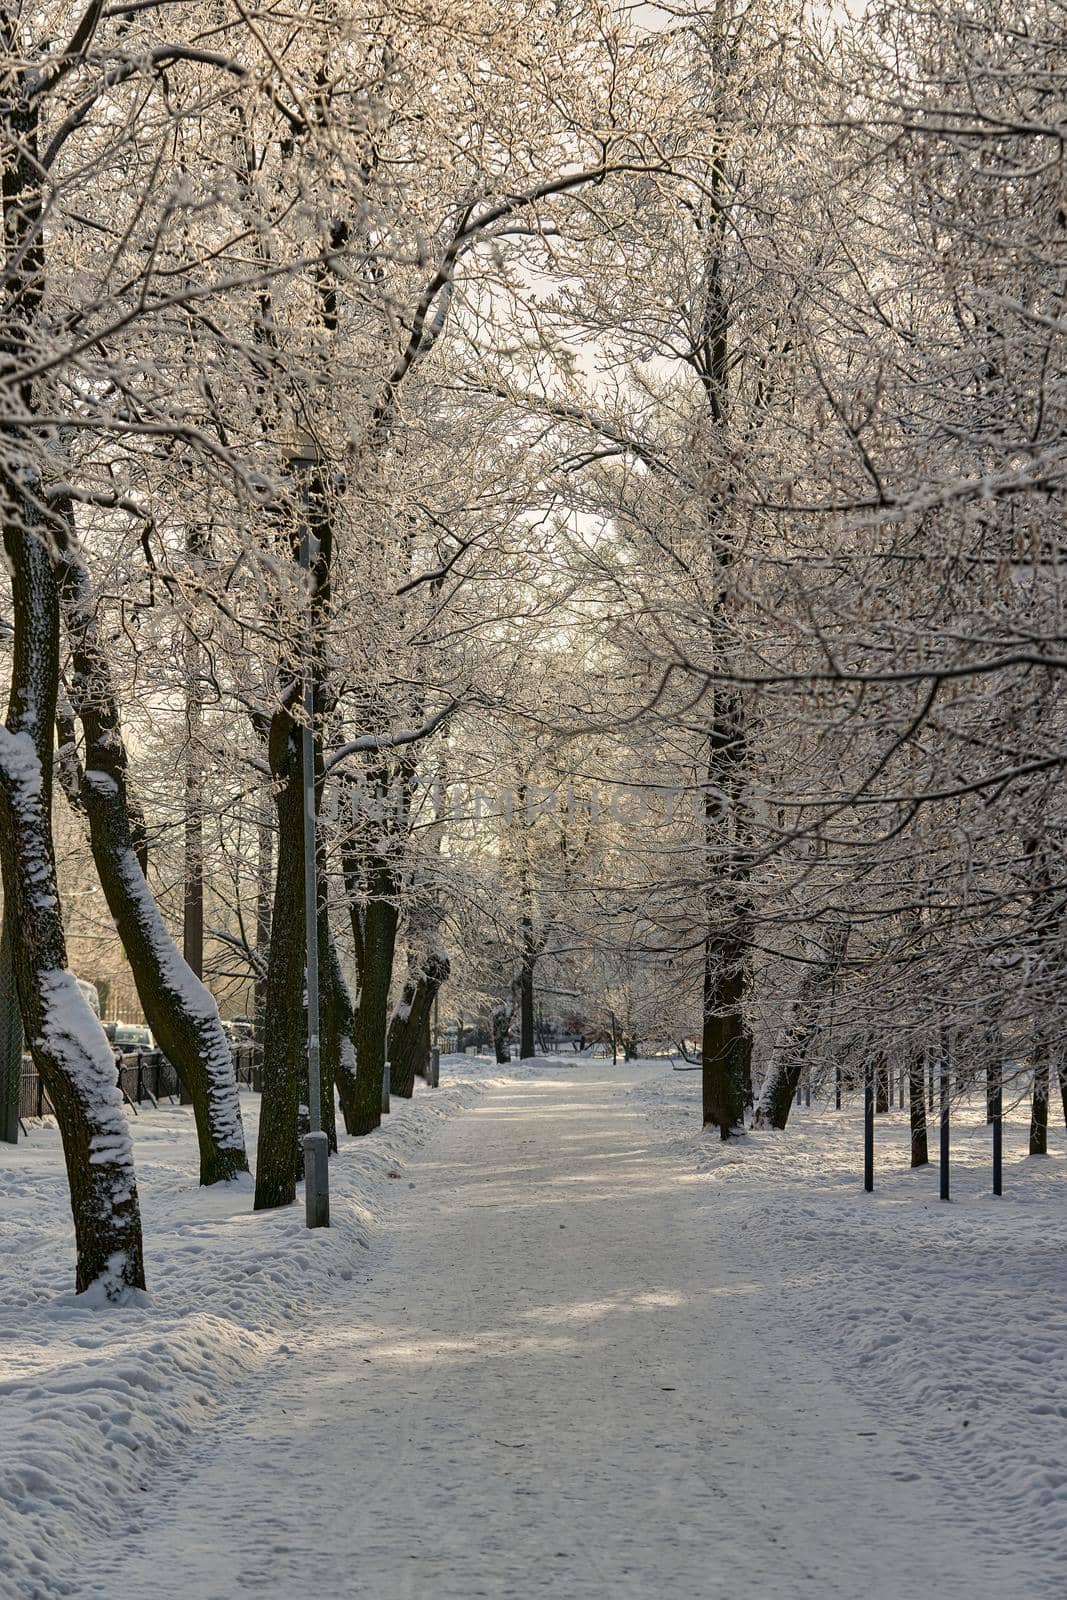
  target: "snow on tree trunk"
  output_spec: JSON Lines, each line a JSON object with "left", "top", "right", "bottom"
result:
{"left": 0, "top": 507, "right": 144, "bottom": 1297}
{"left": 54, "top": 532, "right": 247, "bottom": 1185}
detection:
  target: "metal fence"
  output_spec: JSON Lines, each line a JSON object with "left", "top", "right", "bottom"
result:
{"left": 19, "top": 1041, "right": 258, "bottom": 1123}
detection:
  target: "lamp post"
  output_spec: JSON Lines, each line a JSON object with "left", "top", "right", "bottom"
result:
{"left": 290, "top": 432, "right": 329, "bottom": 1229}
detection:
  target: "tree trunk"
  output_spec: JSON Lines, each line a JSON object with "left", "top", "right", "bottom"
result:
{"left": 753, "top": 928, "right": 847, "bottom": 1131}
{"left": 180, "top": 616, "right": 203, "bottom": 1110}
{"left": 909, "top": 1049, "right": 928, "bottom": 1167}
{"left": 350, "top": 880, "right": 398, "bottom": 1135}
{"left": 314, "top": 904, "right": 339, "bottom": 1152}
{"left": 54, "top": 533, "right": 247, "bottom": 1185}
{"left": 519, "top": 944, "right": 535, "bottom": 1059}
{"left": 387, "top": 939, "right": 450, "bottom": 1098}
{"left": 875, "top": 1057, "right": 890, "bottom": 1115}
{"left": 1030, "top": 1043, "right": 1051, "bottom": 1156}
{"left": 254, "top": 731, "right": 305, "bottom": 1208}
{"left": 253, "top": 796, "right": 272, "bottom": 1087}
{"left": 491, "top": 1002, "right": 512, "bottom": 1064}
{"left": 518, "top": 858, "right": 537, "bottom": 1060}
{"left": 702, "top": 923, "right": 749, "bottom": 1138}
{"left": 325, "top": 933, "right": 360, "bottom": 1134}
{"left": 0, "top": 507, "right": 145, "bottom": 1295}
{"left": 0, "top": 910, "right": 20, "bottom": 1144}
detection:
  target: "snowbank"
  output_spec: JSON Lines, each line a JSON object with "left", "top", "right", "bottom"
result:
{"left": 0, "top": 1059, "right": 499, "bottom": 1600}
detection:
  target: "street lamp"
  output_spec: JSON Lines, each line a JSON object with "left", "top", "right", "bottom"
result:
{"left": 289, "top": 430, "right": 329, "bottom": 1229}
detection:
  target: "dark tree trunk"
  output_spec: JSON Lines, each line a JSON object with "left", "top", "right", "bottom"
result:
{"left": 180, "top": 681, "right": 202, "bottom": 1110}
{"left": 0, "top": 507, "right": 145, "bottom": 1295}
{"left": 491, "top": 1002, "right": 512, "bottom": 1065}
{"left": 0, "top": 911, "right": 20, "bottom": 1145}
{"left": 325, "top": 933, "right": 360, "bottom": 1134}
{"left": 753, "top": 929, "right": 846, "bottom": 1131}
{"left": 314, "top": 903, "right": 338, "bottom": 1152}
{"left": 349, "top": 880, "right": 398, "bottom": 1135}
{"left": 387, "top": 942, "right": 450, "bottom": 1098}
{"left": 1059, "top": 1053, "right": 1067, "bottom": 1131}
{"left": 702, "top": 928, "right": 749, "bottom": 1137}
{"left": 254, "top": 730, "right": 306, "bottom": 1208}
{"left": 54, "top": 533, "right": 247, "bottom": 1185}
{"left": 519, "top": 945, "right": 535, "bottom": 1059}
{"left": 909, "top": 1050, "right": 928, "bottom": 1167}
{"left": 253, "top": 797, "right": 272, "bottom": 1087}
{"left": 0, "top": 73, "right": 145, "bottom": 1292}
{"left": 875, "top": 1057, "right": 890, "bottom": 1115}
{"left": 1030, "top": 1044, "right": 1051, "bottom": 1156}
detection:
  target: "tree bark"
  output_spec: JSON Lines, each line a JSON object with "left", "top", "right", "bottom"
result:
{"left": 254, "top": 725, "right": 305, "bottom": 1207}
{"left": 491, "top": 1001, "right": 512, "bottom": 1064}
{"left": 253, "top": 796, "right": 272, "bottom": 1087}
{"left": 909, "top": 1049, "right": 928, "bottom": 1167}
{"left": 1029, "top": 1042, "right": 1052, "bottom": 1156}
{"left": 519, "top": 858, "right": 536, "bottom": 1059}
{"left": 54, "top": 532, "right": 247, "bottom": 1185}
{"left": 0, "top": 910, "right": 20, "bottom": 1144}
{"left": 387, "top": 938, "right": 450, "bottom": 1098}
{"left": 350, "top": 876, "right": 398, "bottom": 1134}
{"left": 0, "top": 507, "right": 145, "bottom": 1295}
{"left": 753, "top": 928, "right": 847, "bottom": 1131}
{"left": 702, "top": 923, "right": 749, "bottom": 1137}
{"left": 325, "top": 934, "right": 360, "bottom": 1132}
{"left": 875, "top": 1056, "right": 890, "bottom": 1115}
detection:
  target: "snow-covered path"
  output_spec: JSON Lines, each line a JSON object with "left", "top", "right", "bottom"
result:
{"left": 86, "top": 1066, "right": 1026, "bottom": 1600}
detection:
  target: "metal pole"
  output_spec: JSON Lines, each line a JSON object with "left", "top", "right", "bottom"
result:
{"left": 864, "top": 1055, "right": 874, "bottom": 1192}
{"left": 992, "top": 1055, "right": 1003, "bottom": 1197}
{"left": 939, "top": 1026, "right": 950, "bottom": 1203}
{"left": 299, "top": 500, "right": 328, "bottom": 1229}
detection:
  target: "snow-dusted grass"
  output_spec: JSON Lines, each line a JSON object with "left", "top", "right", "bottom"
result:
{"left": 637, "top": 1067, "right": 1067, "bottom": 1588}
{"left": 0, "top": 1060, "right": 501, "bottom": 1600}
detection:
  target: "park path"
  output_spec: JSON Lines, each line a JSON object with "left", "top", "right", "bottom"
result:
{"left": 88, "top": 1065, "right": 1020, "bottom": 1599}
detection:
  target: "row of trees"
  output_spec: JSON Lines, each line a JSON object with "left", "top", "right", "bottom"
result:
{"left": 2, "top": 0, "right": 1064, "bottom": 1295}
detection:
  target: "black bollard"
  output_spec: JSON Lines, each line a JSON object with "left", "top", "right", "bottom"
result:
{"left": 992, "top": 1057, "right": 1003, "bottom": 1197}
{"left": 939, "top": 1030, "right": 951, "bottom": 1202}
{"left": 864, "top": 1057, "right": 874, "bottom": 1193}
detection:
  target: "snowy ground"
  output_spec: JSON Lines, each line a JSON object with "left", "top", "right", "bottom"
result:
{"left": 1, "top": 1058, "right": 1063, "bottom": 1598}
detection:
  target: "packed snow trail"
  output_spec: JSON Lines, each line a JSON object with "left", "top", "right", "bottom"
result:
{"left": 86, "top": 1066, "right": 1025, "bottom": 1600}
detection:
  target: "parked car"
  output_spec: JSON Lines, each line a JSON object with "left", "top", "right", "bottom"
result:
{"left": 112, "top": 1023, "right": 154, "bottom": 1053}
